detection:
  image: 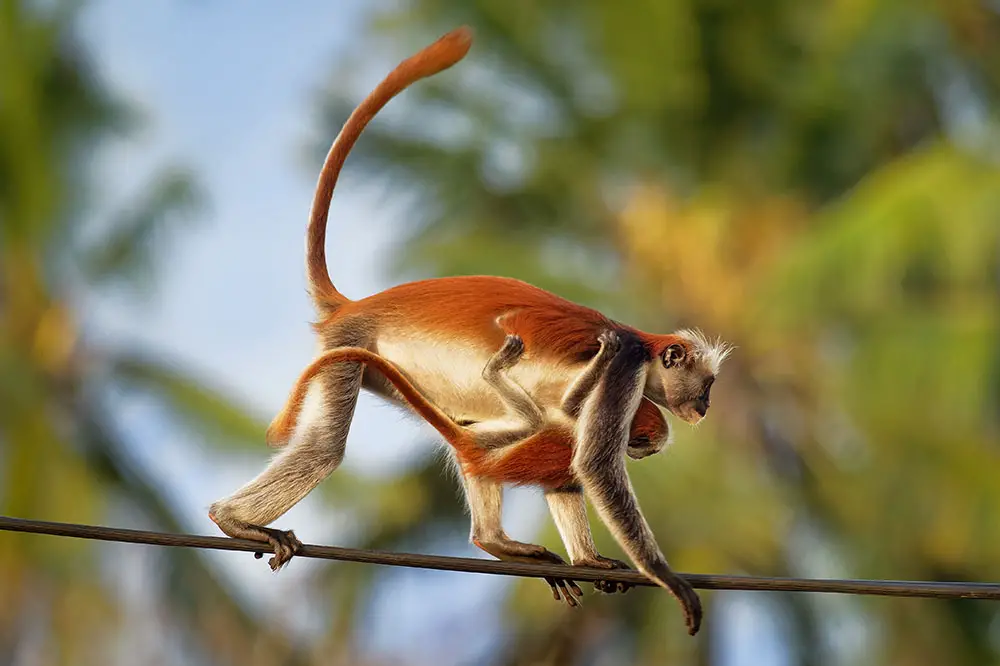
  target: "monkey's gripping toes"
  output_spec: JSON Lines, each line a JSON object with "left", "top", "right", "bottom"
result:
{"left": 244, "top": 527, "right": 302, "bottom": 570}
{"left": 260, "top": 527, "right": 303, "bottom": 571}
{"left": 208, "top": 508, "right": 303, "bottom": 571}
{"left": 472, "top": 537, "right": 585, "bottom": 608}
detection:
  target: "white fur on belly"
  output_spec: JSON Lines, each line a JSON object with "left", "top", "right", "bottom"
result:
{"left": 375, "top": 333, "right": 580, "bottom": 423}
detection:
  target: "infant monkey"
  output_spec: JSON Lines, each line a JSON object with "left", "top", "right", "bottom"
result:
{"left": 255, "top": 330, "right": 670, "bottom": 606}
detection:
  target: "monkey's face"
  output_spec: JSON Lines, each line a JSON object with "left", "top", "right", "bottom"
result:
{"left": 647, "top": 342, "right": 717, "bottom": 425}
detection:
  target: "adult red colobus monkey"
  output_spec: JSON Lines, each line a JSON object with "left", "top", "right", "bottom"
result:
{"left": 208, "top": 26, "right": 731, "bottom": 636}
{"left": 264, "top": 331, "right": 671, "bottom": 606}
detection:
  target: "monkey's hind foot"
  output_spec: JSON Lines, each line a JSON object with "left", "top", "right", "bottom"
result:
{"left": 473, "top": 537, "right": 584, "bottom": 608}
{"left": 260, "top": 527, "right": 303, "bottom": 571}
{"left": 209, "top": 509, "right": 303, "bottom": 571}
{"left": 574, "top": 555, "right": 634, "bottom": 595}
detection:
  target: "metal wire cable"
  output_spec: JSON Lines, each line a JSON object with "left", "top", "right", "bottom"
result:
{"left": 3, "top": 515, "right": 999, "bottom": 600}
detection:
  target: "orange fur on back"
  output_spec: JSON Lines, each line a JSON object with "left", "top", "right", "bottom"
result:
{"left": 329, "top": 275, "right": 625, "bottom": 363}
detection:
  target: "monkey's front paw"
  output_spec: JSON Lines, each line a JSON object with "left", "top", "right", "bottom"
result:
{"left": 597, "top": 330, "right": 622, "bottom": 357}
{"left": 260, "top": 527, "right": 302, "bottom": 571}
{"left": 575, "top": 555, "right": 634, "bottom": 594}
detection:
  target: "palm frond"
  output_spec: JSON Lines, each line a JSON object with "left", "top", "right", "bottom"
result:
{"left": 107, "top": 348, "right": 268, "bottom": 451}
{"left": 82, "top": 168, "right": 204, "bottom": 295}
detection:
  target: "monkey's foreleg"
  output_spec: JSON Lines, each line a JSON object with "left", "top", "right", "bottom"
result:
{"left": 572, "top": 335, "right": 702, "bottom": 635}
{"left": 544, "top": 486, "right": 633, "bottom": 595}
{"left": 209, "top": 358, "right": 364, "bottom": 570}
{"left": 560, "top": 329, "right": 622, "bottom": 417}
{"left": 462, "top": 474, "right": 584, "bottom": 607}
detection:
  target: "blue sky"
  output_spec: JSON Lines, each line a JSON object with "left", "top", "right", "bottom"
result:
{"left": 77, "top": 2, "right": 788, "bottom": 664}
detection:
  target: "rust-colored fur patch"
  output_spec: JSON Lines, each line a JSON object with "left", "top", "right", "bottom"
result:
{"left": 631, "top": 398, "right": 669, "bottom": 441}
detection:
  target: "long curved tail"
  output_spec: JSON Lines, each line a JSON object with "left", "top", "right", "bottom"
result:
{"left": 306, "top": 27, "right": 474, "bottom": 313}
{"left": 267, "top": 347, "right": 465, "bottom": 449}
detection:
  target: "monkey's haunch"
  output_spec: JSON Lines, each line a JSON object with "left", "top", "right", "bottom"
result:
{"left": 4, "top": 515, "right": 1000, "bottom": 601}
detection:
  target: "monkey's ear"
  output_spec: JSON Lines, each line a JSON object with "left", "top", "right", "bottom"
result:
{"left": 661, "top": 344, "right": 686, "bottom": 368}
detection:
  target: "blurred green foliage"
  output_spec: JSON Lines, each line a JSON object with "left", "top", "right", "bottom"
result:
{"left": 0, "top": 2, "right": 306, "bottom": 664}
{"left": 313, "top": 1, "right": 1000, "bottom": 664}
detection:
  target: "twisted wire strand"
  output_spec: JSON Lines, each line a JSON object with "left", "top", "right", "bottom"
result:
{"left": 3, "top": 516, "right": 999, "bottom": 600}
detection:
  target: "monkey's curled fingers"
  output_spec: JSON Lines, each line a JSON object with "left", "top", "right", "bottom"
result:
{"left": 597, "top": 329, "right": 622, "bottom": 357}
{"left": 574, "top": 555, "right": 634, "bottom": 595}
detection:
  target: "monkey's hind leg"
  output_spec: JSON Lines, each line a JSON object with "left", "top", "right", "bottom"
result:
{"left": 463, "top": 474, "right": 584, "bottom": 607}
{"left": 209, "top": 345, "right": 365, "bottom": 570}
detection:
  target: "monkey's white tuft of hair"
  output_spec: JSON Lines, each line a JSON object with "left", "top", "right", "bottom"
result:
{"left": 675, "top": 328, "right": 735, "bottom": 375}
